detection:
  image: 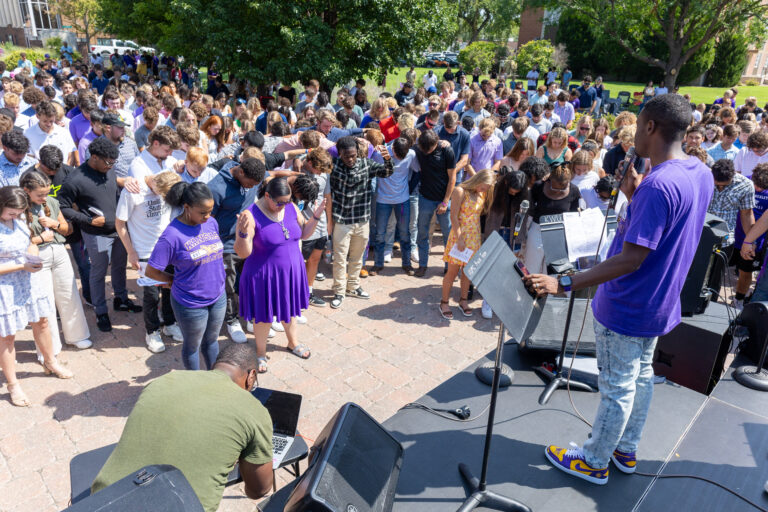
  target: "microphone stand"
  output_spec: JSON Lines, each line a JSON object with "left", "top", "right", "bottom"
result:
{"left": 457, "top": 320, "right": 532, "bottom": 512}
{"left": 534, "top": 157, "right": 636, "bottom": 406}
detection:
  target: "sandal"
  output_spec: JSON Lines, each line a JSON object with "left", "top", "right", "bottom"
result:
{"left": 7, "top": 383, "right": 30, "bottom": 407}
{"left": 257, "top": 356, "right": 269, "bottom": 374}
{"left": 290, "top": 343, "right": 311, "bottom": 359}
{"left": 459, "top": 297, "right": 473, "bottom": 317}
{"left": 43, "top": 360, "right": 74, "bottom": 379}
{"left": 439, "top": 300, "right": 454, "bottom": 320}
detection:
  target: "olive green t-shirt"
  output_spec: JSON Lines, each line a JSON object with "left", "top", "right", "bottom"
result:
{"left": 91, "top": 370, "right": 273, "bottom": 512}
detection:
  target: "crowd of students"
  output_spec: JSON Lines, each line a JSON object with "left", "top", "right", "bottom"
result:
{"left": 0, "top": 53, "right": 766, "bottom": 407}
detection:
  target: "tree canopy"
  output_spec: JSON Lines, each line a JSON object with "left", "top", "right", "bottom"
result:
{"left": 536, "top": 0, "right": 768, "bottom": 88}
{"left": 455, "top": 0, "right": 522, "bottom": 44}
{"left": 97, "top": 0, "right": 456, "bottom": 89}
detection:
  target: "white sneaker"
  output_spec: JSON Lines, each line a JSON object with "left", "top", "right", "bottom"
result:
{"left": 296, "top": 314, "right": 308, "bottom": 325}
{"left": 227, "top": 322, "right": 248, "bottom": 343}
{"left": 246, "top": 321, "right": 254, "bottom": 333}
{"left": 65, "top": 339, "right": 93, "bottom": 349}
{"left": 481, "top": 300, "right": 493, "bottom": 319}
{"left": 145, "top": 331, "right": 166, "bottom": 353}
{"left": 272, "top": 318, "right": 285, "bottom": 332}
{"left": 411, "top": 252, "right": 419, "bottom": 263}
{"left": 162, "top": 323, "right": 184, "bottom": 342}
{"left": 268, "top": 328, "right": 276, "bottom": 338}
{"left": 384, "top": 253, "right": 392, "bottom": 263}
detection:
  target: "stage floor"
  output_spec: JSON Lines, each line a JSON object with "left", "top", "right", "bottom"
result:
{"left": 259, "top": 348, "right": 768, "bottom": 512}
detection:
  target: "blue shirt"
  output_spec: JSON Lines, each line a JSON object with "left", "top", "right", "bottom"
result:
{"left": 592, "top": 157, "right": 714, "bottom": 337}
{"left": 577, "top": 85, "right": 597, "bottom": 109}
{"left": 255, "top": 112, "right": 287, "bottom": 134}
{"left": 376, "top": 147, "right": 415, "bottom": 204}
{"left": 208, "top": 161, "right": 259, "bottom": 253}
{"left": 436, "top": 125, "right": 471, "bottom": 161}
{"left": 0, "top": 152, "right": 36, "bottom": 187}
{"left": 91, "top": 77, "right": 109, "bottom": 95}
{"left": 707, "top": 142, "right": 739, "bottom": 162}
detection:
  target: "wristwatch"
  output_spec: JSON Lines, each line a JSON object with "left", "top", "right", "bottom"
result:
{"left": 558, "top": 275, "right": 573, "bottom": 292}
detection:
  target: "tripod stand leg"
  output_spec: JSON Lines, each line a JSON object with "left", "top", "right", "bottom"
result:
{"left": 459, "top": 463, "right": 480, "bottom": 489}
{"left": 538, "top": 376, "right": 563, "bottom": 405}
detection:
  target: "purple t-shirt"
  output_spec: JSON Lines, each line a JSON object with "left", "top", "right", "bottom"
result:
{"left": 592, "top": 157, "right": 714, "bottom": 337}
{"left": 148, "top": 217, "right": 226, "bottom": 308}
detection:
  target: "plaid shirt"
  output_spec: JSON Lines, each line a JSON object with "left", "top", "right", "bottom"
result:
{"left": 708, "top": 172, "right": 755, "bottom": 232}
{"left": 330, "top": 156, "right": 393, "bottom": 224}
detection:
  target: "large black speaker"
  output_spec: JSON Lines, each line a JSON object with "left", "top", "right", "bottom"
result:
{"left": 680, "top": 213, "right": 728, "bottom": 316}
{"left": 737, "top": 301, "right": 768, "bottom": 369}
{"left": 518, "top": 297, "right": 597, "bottom": 356}
{"left": 284, "top": 403, "right": 404, "bottom": 512}
{"left": 63, "top": 465, "right": 203, "bottom": 511}
{"left": 652, "top": 302, "right": 732, "bottom": 394}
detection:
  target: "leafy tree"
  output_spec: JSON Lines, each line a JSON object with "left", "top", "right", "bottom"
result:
{"left": 458, "top": 41, "right": 499, "bottom": 72}
{"left": 536, "top": 0, "right": 768, "bottom": 88}
{"left": 516, "top": 39, "right": 554, "bottom": 76}
{"left": 97, "top": 0, "right": 455, "bottom": 91}
{"left": 456, "top": 0, "right": 522, "bottom": 43}
{"left": 706, "top": 32, "right": 751, "bottom": 87}
{"left": 49, "top": 0, "right": 100, "bottom": 47}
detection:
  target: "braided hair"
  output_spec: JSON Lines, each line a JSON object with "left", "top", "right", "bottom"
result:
{"left": 19, "top": 169, "right": 52, "bottom": 233}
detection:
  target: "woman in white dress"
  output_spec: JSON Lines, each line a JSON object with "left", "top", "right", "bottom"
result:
{"left": 0, "top": 186, "right": 72, "bottom": 407}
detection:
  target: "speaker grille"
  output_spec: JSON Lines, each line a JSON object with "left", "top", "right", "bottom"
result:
{"left": 315, "top": 406, "right": 401, "bottom": 511}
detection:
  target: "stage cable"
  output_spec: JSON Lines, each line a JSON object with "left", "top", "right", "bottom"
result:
{"left": 401, "top": 402, "right": 491, "bottom": 422}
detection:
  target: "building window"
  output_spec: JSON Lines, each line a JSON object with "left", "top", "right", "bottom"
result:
{"left": 755, "top": 52, "right": 763, "bottom": 74}
{"left": 18, "top": 0, "right": 60, "bottom": 30}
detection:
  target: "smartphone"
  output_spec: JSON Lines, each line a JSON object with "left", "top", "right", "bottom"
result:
{"left": 514, "top": 260, "right": 530, "bottom": 277}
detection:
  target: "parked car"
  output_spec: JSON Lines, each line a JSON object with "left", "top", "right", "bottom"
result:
{"left": 90, "top": 39, "right": 155, "bottom": 57}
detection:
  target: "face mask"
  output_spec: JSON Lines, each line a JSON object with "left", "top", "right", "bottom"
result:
{"left": 297, "top": 200, "right": 305, "bottom": 211}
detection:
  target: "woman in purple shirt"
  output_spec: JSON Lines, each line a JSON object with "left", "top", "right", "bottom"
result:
{"left": 146, "top": 182, "right": 226, "bottom": 370}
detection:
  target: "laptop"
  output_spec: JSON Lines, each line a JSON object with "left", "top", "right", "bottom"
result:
{"left": 251, "top": 388, "right": 302, "bottom": 469}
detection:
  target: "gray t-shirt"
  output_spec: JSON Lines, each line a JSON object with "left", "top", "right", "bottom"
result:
{"left": 306, "top": 171, "right": 330, "bottom": 240}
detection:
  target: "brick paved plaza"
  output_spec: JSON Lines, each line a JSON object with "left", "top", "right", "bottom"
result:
{"left": 0, "top": 246, "right": 499, "bottom": 511}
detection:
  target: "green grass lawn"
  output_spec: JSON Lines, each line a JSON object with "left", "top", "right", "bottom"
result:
{"left": 366, "top": 67, "right": 768, "bottom": 106}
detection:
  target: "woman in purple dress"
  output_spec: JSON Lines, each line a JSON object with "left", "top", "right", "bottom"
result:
{"left": 235, "top": 177, "right": 326, "bottom": 373}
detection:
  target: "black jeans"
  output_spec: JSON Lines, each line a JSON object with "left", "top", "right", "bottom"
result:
{"left": 223, "top": 253, "right": 244, "bottom": 325}
{"left": 141, "top": 262, "right": 175, "bottom": 334}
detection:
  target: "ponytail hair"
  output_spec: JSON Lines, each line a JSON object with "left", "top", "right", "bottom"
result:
{"left": 19, "top": 169, "right": 52, "bottom": 231}
{"left": 165, "top": 181, "right": 213, "bottom": 209}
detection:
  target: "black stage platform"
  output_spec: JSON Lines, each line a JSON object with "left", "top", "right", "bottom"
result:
{"left": 259, "top": 349, "right": 768, "bottom": 512}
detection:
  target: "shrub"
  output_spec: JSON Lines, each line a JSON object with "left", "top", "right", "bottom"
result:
{"left": 516, "top": 40, "right": 554, "bottom": 77}
{"left": 744, "top": 79, "right": 760, "bottom": 87}
{"left": 3, "top": 47, "right": 49, "bottom": 70}
{"left": 459, "top": 42, "right": 499, "bottom": 74}
{"left": 706, "top": 32, "right": 750, "bottom": 88}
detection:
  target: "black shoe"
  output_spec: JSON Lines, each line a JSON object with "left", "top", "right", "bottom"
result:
{"left": 402, "top": 265, "right": 415, "bottom": 276}
{"left": 114, "top": 297, "right": 143, "bottom": 313}
{"left": 96, "top": 313, "right": 112, "bottom": 332}
{"left": 309, "top": 293, "right": 327, "bottom": 307}
{"left": 413, "top": 267, "right": 427, "bottom": 277}
{"left": 330, "top": 294, "right": 344, "bottom": 309}
{"left": 346, "top": 287, "right": 370, "bottom": 299}
{"left": 369, "top": 266, "right": 383, "bottom": 276}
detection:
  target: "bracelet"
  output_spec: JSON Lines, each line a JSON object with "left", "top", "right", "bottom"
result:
{"left": 744, "top": 241, "right": 755, "bottom": 246}
{"left": 313, "top": 214, "right": 322, "bottom": 221}
{"left": 237, "top": 231, "right": 249, "bottom": 238}
{"left": 440, "top": 201, "right": 448, "bottom": 207}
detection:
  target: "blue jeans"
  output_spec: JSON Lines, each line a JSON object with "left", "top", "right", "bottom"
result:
{"left": 751, "top": 269, "right": 768, "bottom": 302}
{"left": 409, "top": 192, "right": 419, "bottom": 255}
{"left": 417, "top": 195, "right": 451, "bottom": 269}
{"left": 374, "top": 202, "right": 411, "bottom": 266}
{"left": 69, "top": 239, "right": 91, "bottom": 302}
{"left": 171, "top": 292, "right": 226, "bottom": 370}
{"left": 582, "top": 319, "right": 658, "bottom": 468}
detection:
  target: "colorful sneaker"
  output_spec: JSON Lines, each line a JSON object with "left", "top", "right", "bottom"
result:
{"left": 611, "top": 449, "right": 637, "bottom": 474}
{"left": 545, "top": 443, "right": 609, "bottom": 485}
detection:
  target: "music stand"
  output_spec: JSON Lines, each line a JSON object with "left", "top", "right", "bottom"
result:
{"left": 459, "top": 233, "right": 534, "bottom": 512}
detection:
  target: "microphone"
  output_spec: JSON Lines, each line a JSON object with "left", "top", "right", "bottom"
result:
{"left": 514, "top": 199, "right": 530, "bottom": 237}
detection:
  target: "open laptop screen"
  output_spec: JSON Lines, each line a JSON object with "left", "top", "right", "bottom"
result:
{"left": 251, "top": 388, "right": 302, "bottom": 436}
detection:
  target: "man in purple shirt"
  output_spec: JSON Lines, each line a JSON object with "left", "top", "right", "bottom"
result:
{"left": 526, "top": 94, "right": 714, "bottom": 485}
{"left": 69, "top": 95, "right": 98, "bottom": 147}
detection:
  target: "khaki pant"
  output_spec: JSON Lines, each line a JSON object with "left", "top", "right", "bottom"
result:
{"left": 36, "top": 244, "right": 91, "bottom": 360}
{"left": 332, "top": 222, "right": 369, "bottom": 296}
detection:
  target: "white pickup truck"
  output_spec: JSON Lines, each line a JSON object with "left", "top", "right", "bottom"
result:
{"left": 89, "top": 38, "right": 155, "bottom": 56}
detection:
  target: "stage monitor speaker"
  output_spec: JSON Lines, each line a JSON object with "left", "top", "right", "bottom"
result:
{"left": 737, "top": 301, "right": 768, "bottom": 369}
{"left": 464, "top": 231, "right": 546, "bottom": 343}
{"left": 518, "top": 297, "right": 597, "bottom": 356}
{"left": 284, "top": 403, "right": 403, "bottom": 512}
{"left": 652, "top": 302, "right": 732, "bottom": 395}
{"left": 680, "top": 213, "right": 728, "bottom": 316}
{"left": 63, "top": 465, "right": 203, "bottom": 512}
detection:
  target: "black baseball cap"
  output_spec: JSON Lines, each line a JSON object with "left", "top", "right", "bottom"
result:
{"left": 102, "top": 113, "right": 130, "bottom": 127}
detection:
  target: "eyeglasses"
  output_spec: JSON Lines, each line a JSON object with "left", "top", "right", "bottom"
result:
{"left": 100, "top": 156, "right": 116, "bottom": 167}
{"left": 429, "top": 103, "right": 439, "bottom": 107}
